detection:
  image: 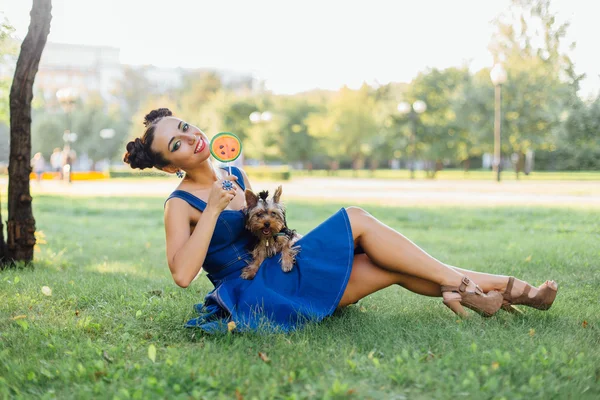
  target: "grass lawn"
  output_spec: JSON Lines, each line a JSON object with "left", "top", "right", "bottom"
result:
{"left": 1, "top": 196, "right": 599, "bottom": 399}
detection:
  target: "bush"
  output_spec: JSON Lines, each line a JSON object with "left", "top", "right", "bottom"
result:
{"left": 108, "top": 169, "right": 171, "bottom": 178}
{"left": 107, "top": 166, "right": 291, "bottom": 180}
{"left": 243, "top": 166, "right": 291, "bottom": 181}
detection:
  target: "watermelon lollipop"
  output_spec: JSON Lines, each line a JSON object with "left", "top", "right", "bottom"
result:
{"left": 210, "top": 132, "right": 242, "bottom": 162}
{"left": 210, "top": 132, "right": 242, "bottom": 190}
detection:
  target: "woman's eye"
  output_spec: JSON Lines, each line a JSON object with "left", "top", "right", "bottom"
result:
{"left": 172, "top": 141, "right": 181, "bottom": 151}
{"left": 182, "top": 123, "right": 189, "bottom": 132}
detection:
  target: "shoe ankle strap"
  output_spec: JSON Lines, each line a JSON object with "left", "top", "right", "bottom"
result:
{"left": 442, "top": 276, "right": 483, "bottom": 295}
{"left": 458, "top": 276, "right": 470, "bottom": 292}
{"left": 459, "top": 276, "right": 484, "bottom": 295}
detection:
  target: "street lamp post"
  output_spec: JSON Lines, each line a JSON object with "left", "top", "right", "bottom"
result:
{"left": 397, "top": 100, "right": 427, "bottom": 179}
{"left": 56, "top": 87, "right": 79, "bottom": 146}
{"left": 56, "top": 88, "right": 79, "bottom": 182}
{"left": 56, "top": 87, "right": 79, "bottom": 133}
{"left": 490, "top": 63, "right": 507, "bottom": 182}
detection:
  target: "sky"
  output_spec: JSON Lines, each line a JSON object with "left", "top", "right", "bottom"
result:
{"left": 1, "top": 0, "right": 599, "bottom": 97}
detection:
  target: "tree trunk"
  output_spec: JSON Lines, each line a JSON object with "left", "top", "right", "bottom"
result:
{"left": 5, "top": 0, "right": 52, "bottom": 264}
{"left": 463, "top": 158, "right": 470, "bottom": 173}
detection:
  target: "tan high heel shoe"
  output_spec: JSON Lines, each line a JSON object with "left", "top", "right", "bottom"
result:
{"left": 502, "top": 277, "right": 558, "bottom": 311}
{"left": 441, "top": 276, "right": 503, "bottom": 317}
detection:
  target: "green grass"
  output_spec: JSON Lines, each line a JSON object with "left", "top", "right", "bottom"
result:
{"left": 1, "top": 196, "right": 599, "bottom": 399}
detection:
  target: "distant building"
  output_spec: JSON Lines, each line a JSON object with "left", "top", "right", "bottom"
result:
{"left": 1, "top": 42, "right": 258, "bottom": 103}
{"left": 35, "top": 42, "right": 122, "bottom": 102}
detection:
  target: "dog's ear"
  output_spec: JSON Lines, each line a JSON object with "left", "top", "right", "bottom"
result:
{"left": 273, "top": 185, "right": 283, "bottom": 203}
{"left": 245, "top": 189, "right": 258, "bottom": 209}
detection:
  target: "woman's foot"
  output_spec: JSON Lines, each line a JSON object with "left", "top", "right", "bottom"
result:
{"left": 502, "top": 277, "right": 558, "bottom": 311}
{"left": 441, "top": 276, "right": 503, "bottom": 318}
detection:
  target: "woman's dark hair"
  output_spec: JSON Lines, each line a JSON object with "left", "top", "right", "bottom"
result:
{"left": 123, "top": 108, "right": 173, "bottom": 170}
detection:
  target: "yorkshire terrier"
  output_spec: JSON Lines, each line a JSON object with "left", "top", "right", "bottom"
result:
{"left": 241, "top": 186, "right": 301, "bottom": 280}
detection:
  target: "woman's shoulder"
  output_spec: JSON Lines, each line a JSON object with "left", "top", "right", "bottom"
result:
{"left": 164, "top": 196, "right": 191, "bottom": 226}
{"left": 165, "top": 186, "right": 209, "bottom": 214}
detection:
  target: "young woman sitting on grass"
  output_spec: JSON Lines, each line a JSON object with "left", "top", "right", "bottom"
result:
{"left": 123, "top": 108, "right": 558, "bottom": 333}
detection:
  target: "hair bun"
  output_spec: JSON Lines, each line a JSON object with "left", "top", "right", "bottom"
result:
{"left": 124, "top": 108, "right": 173, "bottom": 171}
{"left": 143, "top": 108, "right": 172, "bottom": 127}
{"left": 123, "top": 138, "right": 154, "bottom": 170}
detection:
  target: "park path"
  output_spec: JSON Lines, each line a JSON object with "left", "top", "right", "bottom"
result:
{"left": 1, "top": 177, "right": 599, "bottom": 207}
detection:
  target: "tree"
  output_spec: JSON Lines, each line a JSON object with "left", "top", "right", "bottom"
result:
{"left": 553, "top": 94, "right": 600, "bottom": 170}
{"left": 66, "top": 95, "right": 130, "bottom": 167}
{"left": 269, "top": 95, "right": 321, "bottom": 166}
{"left": 31, "top": 111, "right": 64, "bottom": 157}
{"left": 0, "top": 20, "right": 18, "bottom": 164}
{"left": 113, "top": 65, "right": 155, "bottom": 116}
{"left": 0, "top": 20, "right": 17, "bottom": 124}
{"left": 1, "top": 0, "right": 52, "bottom": 266}
{"left": 489, "top": 0, "right": 582, "bottom": 176}
{"left": 306, "top": 84, "right": 378, "bottom": 173}
{"left": 405, "top": 67, "right": 474, "bottom": 177}
{"left": 452, "top": 69, "right": 495, "bottom": 170}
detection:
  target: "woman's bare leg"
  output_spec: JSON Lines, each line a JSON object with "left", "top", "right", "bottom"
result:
{"left": 345, "top": 207, "right": 555, "bottom": 300}
{"left": 449, "top": 265, "right": 557, "bottom": 299}
{"left": 346, "top": 207, "right": 474, "bottom": 288}
{"left": 448, "top": 266, "right": 508, "bottom": 292}
{"left": 339, "top": 254, "right": 441, "bottom": 307}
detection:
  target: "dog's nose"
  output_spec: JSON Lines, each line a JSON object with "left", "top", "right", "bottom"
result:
{"left": 264, "top": 222, "right": 270, "bottom": 228}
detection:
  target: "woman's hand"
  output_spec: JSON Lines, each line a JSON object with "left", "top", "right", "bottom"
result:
{"left": 205, "top": 175, "right": 238, "bottom": 213}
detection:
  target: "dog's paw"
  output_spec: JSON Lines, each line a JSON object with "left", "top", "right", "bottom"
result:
{"left": 241, "top": 267, "right": 257, "bottom": 280}
{"left": 281, "top": 260, "right": 294, "bottom": 273}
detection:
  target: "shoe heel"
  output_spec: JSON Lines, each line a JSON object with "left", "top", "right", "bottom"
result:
{"left": 441, "top": 277, "right": 503, "bottom": 318}
{"left": 442, "top": 297, "right": 468, "bottom": 317}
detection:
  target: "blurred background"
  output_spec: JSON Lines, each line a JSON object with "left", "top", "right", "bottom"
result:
{"left": 0, "top": 0, "right": 598, "bottom": 180}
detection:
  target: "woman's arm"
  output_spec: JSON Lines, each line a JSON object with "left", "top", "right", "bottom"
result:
{"left": 164, "top": 177, "right": 238, "bottom": 288}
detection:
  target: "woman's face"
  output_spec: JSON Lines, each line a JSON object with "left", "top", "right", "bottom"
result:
{"left": 150, "top": 117, "right": 211, "bottom": 170}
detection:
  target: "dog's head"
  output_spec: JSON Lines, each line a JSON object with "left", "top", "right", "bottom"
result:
{"left": 244, "top": 186, "right": 286, "bottom": 239}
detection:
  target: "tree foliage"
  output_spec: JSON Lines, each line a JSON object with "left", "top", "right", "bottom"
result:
{"left": 552, "top": 95, "right": 600, "bottom": 170}
{"left": 7, "top": 0, "right": 598, "bottom": 175}
{"left": 306, "top": 84, "right": 377, "bottom": 166}
{"left": 489, "top": 0, "right": 582, "bottom": 157}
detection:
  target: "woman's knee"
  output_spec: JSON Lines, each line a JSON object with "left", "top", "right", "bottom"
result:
{"left": 346, "top": 206, "right": 371, "bottom": 239}
{"left": 339, "top": 254, "right": 400, "bottom": 307}
{"left": 346, "top": 206, "right": 372, "bottom": 228}
{"left": 345, "top": 206, "right": 369, "bottom": 218}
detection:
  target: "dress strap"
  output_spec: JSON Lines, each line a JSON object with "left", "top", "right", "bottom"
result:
{"left": 165, "top": 166, "right": 246, "bottom": 209}
{"left": 222, "top": 166, "right": 246, "bottom": 191}
{"left": 165, "top": 190, "right": 206, "bottom": 211}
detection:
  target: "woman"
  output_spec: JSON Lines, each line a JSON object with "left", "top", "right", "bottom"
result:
{"left": 124, "top": 108, "right": 558, "bottom": 333}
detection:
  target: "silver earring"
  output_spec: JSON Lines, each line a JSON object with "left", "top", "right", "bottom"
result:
{"left": 176, "top": 170, "right": 184, "bottom": 178}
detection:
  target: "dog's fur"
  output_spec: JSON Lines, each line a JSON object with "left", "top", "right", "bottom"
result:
{"left": 241, "top": 186, "right": 300, "bottom": 280}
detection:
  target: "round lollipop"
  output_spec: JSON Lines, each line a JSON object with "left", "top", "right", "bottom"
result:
{"left": 210, "top": 132, "right": 242, "bottom": 190}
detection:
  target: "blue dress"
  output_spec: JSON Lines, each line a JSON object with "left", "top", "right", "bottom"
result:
{"left": 166, "top": 167, "right": 354, "bottom": 334}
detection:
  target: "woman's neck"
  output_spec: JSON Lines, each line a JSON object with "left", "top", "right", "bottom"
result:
{"left": 181, "top": 161, "right": 223, "bottom": 188}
